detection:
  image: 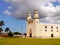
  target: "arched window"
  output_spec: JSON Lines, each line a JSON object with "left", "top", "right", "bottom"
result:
{"left": 51, "top": 26, "right": 53, "bottom": 29}
{"left": 57, "top": 30, "right": 58, "bottom": 32}
{"left": 45, "top": 25, "right": 47, "bottom": 28}
{"left": 37, "top": 21, "right": 38, "bottom": 23}
{"left": 56, "top": 26, "right": 58, "bottom": 29}
{"left": 45, "top": 30, "right": 47, "bottom": 32}
{"left": 30, "top": 29, "right": 31, "bottom": 31}
{"left": 29, "top": 29, "right": 32, "bottom": 37}
{"left": 51, "top": 30, "right": 53, "bottom": 32}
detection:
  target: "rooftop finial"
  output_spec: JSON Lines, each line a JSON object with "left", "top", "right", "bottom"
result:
{"left": 27, "top": 12, "right": 31, "bottom": 17}
{"left": 34, "top": 9, "right": 38, "bottom": 14}
{"left": 34, "top": 9, "right": 38, "bottom": 11}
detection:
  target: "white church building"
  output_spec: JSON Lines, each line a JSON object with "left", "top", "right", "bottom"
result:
{"left": 26, "top": 9, "right": 60, "bottom": 38}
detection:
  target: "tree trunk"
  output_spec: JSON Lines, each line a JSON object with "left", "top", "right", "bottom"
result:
{"left": 0, "top": 31, "right": 1, "bottom": 37}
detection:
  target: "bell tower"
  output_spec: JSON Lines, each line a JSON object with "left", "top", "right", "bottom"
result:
{"left": 33, "top": 9, "right": 40, "bottom": 37}
{"left": 27, "top": 13, "right": 33, "bottom": 24}
{"left": 33, "top": 9, "right": 39, "bottom": 23}
{"left": 26, "top": 13, "right": 33, "bottom": 37}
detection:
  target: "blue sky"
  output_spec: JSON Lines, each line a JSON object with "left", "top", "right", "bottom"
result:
{"left": 0, "top": 0, "right": 26, "bottom": 33}
{"left": 52, "top": 1, "right": 60, "bottom": 6}
{"left": 0, "top": 0, "right": 60, "bottom": 33}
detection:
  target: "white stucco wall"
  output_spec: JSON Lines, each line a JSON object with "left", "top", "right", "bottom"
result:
{"left": 27, "top": 21, "right": 60, "bottom": 38}
{"left": 37, "top": 23, "right": 60, "bottom": 38}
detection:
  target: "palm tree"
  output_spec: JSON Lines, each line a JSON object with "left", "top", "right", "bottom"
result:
{"left": 0, "top": 21, "right": 4, "bottom": 37}
{"left": 0, "top": 28, "right": 3, "bottom": 36}
{"left": 0, "top": 21, "right": 4, "bottom": 28}
{"left": 5, "top": 27, "right": 10, "bottom": 34}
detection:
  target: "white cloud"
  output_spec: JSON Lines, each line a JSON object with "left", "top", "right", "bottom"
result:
{"left": 58, "top": 0, "right": 60, "bottom": 3}
{"left": 8, "top": 6, "right": 12, "bottom": 9}
{"left": 4, "top": 0, "right": 60, "bottom": 23}
{"left": 49, "top": 0, "right": 56, "bottom": 2}
{"left": 4, "top": 10, "right": 11, "bottom": 15}
{"left": 41, "top": 17, "right": 55, "bottom": 23}
{"left": 40, "top": 5, "right": 56, "bottom": 17}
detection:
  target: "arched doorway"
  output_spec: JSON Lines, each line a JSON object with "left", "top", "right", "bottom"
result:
{"left": 30, "top": 33, "right": 32, "bottom": 37}
{"left": 51, "top": 34, "right": 54, "bottom": 37}
{"left": 29, "top": 29, "right": 32, "bottom": 37}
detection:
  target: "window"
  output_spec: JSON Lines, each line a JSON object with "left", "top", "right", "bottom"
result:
{"left": 30, "top": 29, "right": 32, "bottom": 33}
{"left": 45, "top": 25, "right": 47, "bottom": 28}
{"left": 30, "top": 29, "right": 32, "bottom": 34}
{"left": 45, "top": 30, "right": 47, "bottom": 32}
{"left": 30, "top": 29, "right": 31, "bottom": 31}
{"left": 57, "top": 30, "right": 58, "bottom": 32}
{"left": 29, "top": 29, "right": 32, "bottom": 37}
{"left": 56, "top": 26, "right": 58, "bottom": 29}
{"left": 51, "top": 30, "right": 53, "bottom": 32}
{"left": 51, "top": 26, "right": 53, "bottom": 29}
{"left": 37, "top": 21, "right": 38, "bottom": 23}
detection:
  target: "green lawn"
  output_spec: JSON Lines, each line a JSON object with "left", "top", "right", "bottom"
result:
{"left": 0, "top": 38, "right": 60, "bottom": 45}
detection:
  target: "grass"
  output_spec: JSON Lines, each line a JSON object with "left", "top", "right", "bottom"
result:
{"left": 0, "top": 38, "right": 60, "bottom": 45}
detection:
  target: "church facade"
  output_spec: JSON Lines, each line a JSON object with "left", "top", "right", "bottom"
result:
{"left": 26, "top": 9, "right": 60, "bottom": 38}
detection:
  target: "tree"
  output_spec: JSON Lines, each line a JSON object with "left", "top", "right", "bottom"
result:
{"left": 0, "top": 21, "right": 4, "bottom": 37}
{"left": 23, "top": 33, "right": 26, "bottom": 37}
{"left": 0, "top": 28, "right": 3, "bottom": 36}
{"left": 5, "top": 27, "right": 10, "bottom": 34}
{"left": 14, "top": 32, "right": 22, "bottom": 35}
{"left": 0, "top": 21, "right": 4, "bottom": 28}
{"left": 8, "top": 31, "right": 13, "bottom": 37}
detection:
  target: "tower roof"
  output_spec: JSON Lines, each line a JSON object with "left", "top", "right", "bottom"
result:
{"left": 34, "top": 9, "right": 39, "bottom": 19}
{"left": 34, "top": 9, "right": 39, "bottom": 14}
{"left": 27, "top": 13, "right": 31, "bottom": 17}
{"left": 34, "top": 9, "right": 38, "bottom": 11}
